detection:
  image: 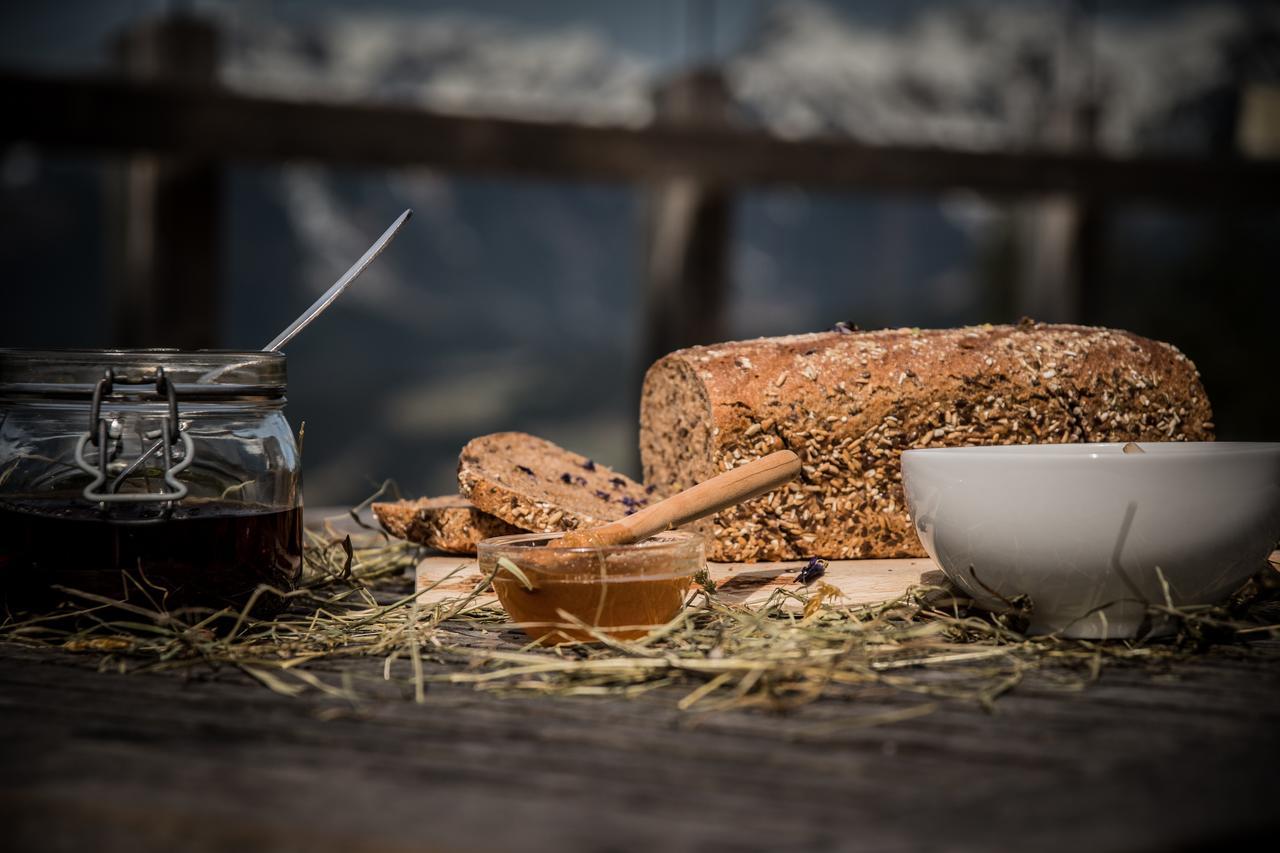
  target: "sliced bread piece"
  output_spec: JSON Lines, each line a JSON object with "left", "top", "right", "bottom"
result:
{"left": 373, "top": 495, "right": 522, "bottom": 555}
{"left": 458, "top": 432, "right": 654, "bottom": 532}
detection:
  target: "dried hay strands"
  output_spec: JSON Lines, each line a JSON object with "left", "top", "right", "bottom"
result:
{"left": 2, "top": 514, "right": 1278, "bottom": 718}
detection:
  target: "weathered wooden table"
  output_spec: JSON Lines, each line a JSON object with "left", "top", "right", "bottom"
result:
{"left": 3, "top": 506, "right": 1279, "bottom": 851}
{"left": 3, "top": 620, "right": 1279, "bottom": 851}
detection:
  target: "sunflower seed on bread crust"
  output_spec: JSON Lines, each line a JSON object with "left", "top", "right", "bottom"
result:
{"left": 458, "top": 432, "right": 653, "bottom": 533}
{"left": 373, "top": 494, "right": 522, "bottom": 555}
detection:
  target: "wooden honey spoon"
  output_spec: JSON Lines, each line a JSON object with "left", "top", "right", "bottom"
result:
{"left": 558, "top": 450, "right": 802, "bottom": 548}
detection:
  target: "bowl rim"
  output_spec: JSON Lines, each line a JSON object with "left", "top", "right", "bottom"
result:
{"left": 477, "top": 529, "right": 705, "bottom": 556}
{"left": 903, "top": 441, "right": 1278, "bottom": 460}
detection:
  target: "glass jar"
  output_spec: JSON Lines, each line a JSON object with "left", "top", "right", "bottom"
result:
{"left": 0, "top": 349, "right": 302, "bottom": 615}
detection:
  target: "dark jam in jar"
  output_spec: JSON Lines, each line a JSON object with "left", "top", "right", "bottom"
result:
{"left": 1, "top": 349, "right": 303, "bottom": 617}
{"left": 0, "top": 499, "right": 303, "bottom": 617}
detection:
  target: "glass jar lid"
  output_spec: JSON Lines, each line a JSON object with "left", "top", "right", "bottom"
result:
{"left": 0, "top": 349, "right": 287, "bottom": 400}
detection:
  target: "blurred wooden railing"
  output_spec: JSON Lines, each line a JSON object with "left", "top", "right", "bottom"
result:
{"left": 7, "top": 71, "right": 1278, "bottom": 198}
{"left": 2, "top": 15, "right": 1278, "bottom": 355}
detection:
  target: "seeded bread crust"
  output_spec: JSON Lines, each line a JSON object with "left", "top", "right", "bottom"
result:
{"left": 373, "top": 495, "right": 522, "bottom": 554}
{"left": 458, "top": 432, "right": 655, "bottom": 532}
{"left": 640, "top": 323, "right": 1214, "bottom": 562}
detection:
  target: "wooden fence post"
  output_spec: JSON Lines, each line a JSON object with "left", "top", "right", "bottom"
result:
{"left": 642, "top": 68, "right": 735, "bottom": 368}
{"left": 109, "top": 14, "right": 221, "bottom": 349}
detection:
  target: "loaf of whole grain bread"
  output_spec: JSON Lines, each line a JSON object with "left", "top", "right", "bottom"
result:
{"left": 640, "top": 323, "right": 1213, "bottom": 562}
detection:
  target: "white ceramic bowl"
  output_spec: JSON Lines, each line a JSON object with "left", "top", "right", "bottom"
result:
{"left": 901, "top": 443, "right": 1280, "bottom": 639}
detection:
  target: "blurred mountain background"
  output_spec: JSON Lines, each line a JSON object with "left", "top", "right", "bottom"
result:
{"left": 2, "top": 0, "right": 1278, "bottom": 505}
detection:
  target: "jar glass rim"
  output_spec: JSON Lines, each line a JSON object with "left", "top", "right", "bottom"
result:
{"left": 0, "top": 348, "right": 287, "bottom": 399}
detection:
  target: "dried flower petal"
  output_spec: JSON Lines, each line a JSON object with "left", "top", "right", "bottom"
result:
{"left": 796, "top": 557, "right": 828, "bottom": 586}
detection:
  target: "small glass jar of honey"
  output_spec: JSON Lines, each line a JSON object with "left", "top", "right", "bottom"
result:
{"left": 478, "top": 530, "right": 705, "bottom": 644}
{"left": 0, "top": 349, "right": 302, "bottom": 616}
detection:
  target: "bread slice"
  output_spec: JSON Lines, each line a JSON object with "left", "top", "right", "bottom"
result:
{"left": 458, "top": 432, "right": 654, "bottom": 532}
{"left": 641, "top": 322, "right": 1214, "bottom": 562}
{"left": 373, "top": 495, "right": 522, "bottom": 554}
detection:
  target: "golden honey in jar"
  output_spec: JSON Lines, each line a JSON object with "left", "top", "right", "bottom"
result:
{"left": 478, "top": 531, "right": 704, "bottom": 644}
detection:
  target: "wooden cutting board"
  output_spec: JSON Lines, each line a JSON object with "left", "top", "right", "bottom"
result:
{"left": 414, "top": 549, "right": 1280, "bottom": 613}
{"left": 414, "top": 555, "right": 942, "bottom": 609}
{"left": 304, "top": 508, "right": 940, "bottom": 608}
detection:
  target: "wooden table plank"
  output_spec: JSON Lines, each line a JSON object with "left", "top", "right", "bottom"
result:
{"left": 2, "top": 642, "right": 1279, "bottom": 851}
